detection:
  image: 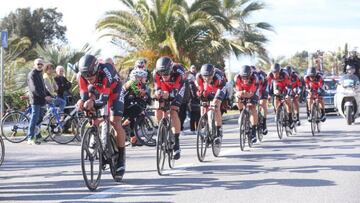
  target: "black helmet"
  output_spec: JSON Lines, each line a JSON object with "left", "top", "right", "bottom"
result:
{"left": 271, "top": 63, "right": 281, "bottom": 73}
{"left": 285, "top": 65, "right": 293, "bottom": 75}
{"left": 200, "top": 64, "right": 214, "bottom": 77}
{"left": 79, "top": 54, "right": 98, "bottom": 77}
{"left": 155, "top": 56, "right": 172, "bottom": 75}
{"left": 306, "top": 67, "right": 317, "bottom": 77}
{"left": 239, "top": 65, "right": 252, "bottom": 78}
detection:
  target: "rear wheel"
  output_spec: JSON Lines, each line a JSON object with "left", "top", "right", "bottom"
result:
{"left": 134, "top": 115, "right": 156, "bottom": 146}
{"left": 1, "top": 111, "right": 29, "bottom": 143}
{"left": 108, "top": 132, "right": 120, "bottom": 181}
{"left": 156, "top": 120, "right": 167, "bottom": 175}
{"left": 81, "top": 127, "right": 102, "bottom": 191}
{"left": 48, "top": 113, "right": 78, "bottom": 144}
{"left": 196, "top": 114, "right": 208, "bottom": 162}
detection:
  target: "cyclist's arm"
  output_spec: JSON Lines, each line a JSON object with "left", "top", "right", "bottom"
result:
{"left": 171, "top": 76, "right": 185, "bottom": 107}
{"left": 213, "top": 78, "right": 226, "bottom": 100}
{"left": 79, "top": 75, "right": 90, "bottom": 101}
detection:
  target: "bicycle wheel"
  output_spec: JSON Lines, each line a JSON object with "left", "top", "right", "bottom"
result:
{"left": 134, "top": 115, "right": 156, "bottom": 146}
{"left": 1, "top": 111, "right": 29, "bottom": 143}
{"left": 211, "top": 111, "right": 221, "bottom": 157}
{"left": 276, "top": 105, "right": 284, "bottom": 139}
{"left": 311, "top": 103, "right": 317, "bottom": 136}
{"left": 196, "top": 114, "right": 208, "bottom": 162}
{"left": 108, "top": 132, "right": 121, "bottom": 182}
{"left": 168, "top": 131, "right": 175, "bottom": 169}
{"left": 81, "top": 127, "right": 102, "bottom": 191}
{"left": 257, "top": 111, "right": 264, "bottom": 142}
{"left": 0, "top": 136, "right": 4, "bottom": 166}
{"left": 316, "top": 105, "right": 321, "bottom": 133}
{"left": 238, "top": 110, "right": 247, "bottom": 151}
{"left": 48, "top": 113, "right": 78, "bottom": 144}
{"left": 285, "top": 112, "right": 292, "bottom": 137}
{"left": 156, "top": 119, "right": 167, "bottom": 175}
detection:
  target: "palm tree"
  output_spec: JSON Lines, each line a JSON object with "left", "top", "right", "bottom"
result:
{"left": 4, "top": 36, "right": 32, "bottom": 91}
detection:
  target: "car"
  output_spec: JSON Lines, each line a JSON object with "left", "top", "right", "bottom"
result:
{"left": 323, "top": 76, "right": 339, "bottom": 112}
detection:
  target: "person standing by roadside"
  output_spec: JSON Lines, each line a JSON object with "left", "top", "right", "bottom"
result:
{"left": 43, "top": 63, "right": 66, "bottom": 113}
{"left": 27, "top": 58, "right": 53, "bottom": 145}
{"left": 54, "top": 65, "right": 72, "bottom": 104}
{"left": 188, "top": 65, "right": 200, "bottom": 132}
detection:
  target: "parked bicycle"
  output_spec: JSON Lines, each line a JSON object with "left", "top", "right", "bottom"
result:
{"left": 196, "top": 99, "right": 222, "bottom": 162}
{"left": 1, "top": 96, "right": 31, "bottom": 143}
{"left": 80, "top": 107, "right": 120, "bottom": 191}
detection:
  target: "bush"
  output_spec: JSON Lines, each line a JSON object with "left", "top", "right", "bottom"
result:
{"left": 4, "top": 91, "right": 28, "bottom": 111}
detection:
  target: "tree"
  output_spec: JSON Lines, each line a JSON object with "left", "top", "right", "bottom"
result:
{"left": 0, "top": 8, "right": 67, "bottom": 48}
{"left": 4, "top": 36, "right": 32, "bottom": 91}
{"left": 97, "top": 0, "right": 272, "bottom": 71}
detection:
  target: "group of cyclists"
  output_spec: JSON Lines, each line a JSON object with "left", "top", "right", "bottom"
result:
{"left": 75, "top": 54, "right": 328, "bottom": 181}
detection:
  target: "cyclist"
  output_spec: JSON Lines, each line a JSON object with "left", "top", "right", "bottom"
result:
{"left": 304, "top": 67, "right": 326, "bottom": 122}
{"left": 195, "top": 64, "right": 227, "bottom": 144}
{"left": 123, "top": 69, "right": 149, "bottom": 146}
{"left": 251, "top": 65, "right": 268, "bottom": 135}
{"left": 267, "top": 63, "right": 294, "bottom": 129}
{"left": 234, "top": 65, "right": 259, "bottom": 143}
{"left": 153, "top": 56, "right": 185, "bottom": 160}
{"left": 284, "top": 65, "right": 302, "bottom": 126}
{"left": 76, "top": 54, "right": 126, "bottom": 181}
{"left": 127, "top": 58, "right": 152, "bottom": 83}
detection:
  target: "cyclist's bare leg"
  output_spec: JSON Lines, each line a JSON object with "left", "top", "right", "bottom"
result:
{"left": 274, "top": 96, "right": 281, "bottom": 112}
{"left": 170, "top": 110, "right": 181, "bottom": 134}
{"left": 111, "top": 116, "right": 126, "bottom": 148}
{"left": 249, "top": 104, "right": 258, "bottom": 126}
{"left": 213, "top": 99, "right": 222, "bottom": 127}
{"left": 259, "top": 99, "right": 268, "bottom": 118}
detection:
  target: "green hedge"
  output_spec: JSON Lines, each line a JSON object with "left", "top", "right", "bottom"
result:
{"left": 4, "top": 91, "right": 28, "bottom": 111}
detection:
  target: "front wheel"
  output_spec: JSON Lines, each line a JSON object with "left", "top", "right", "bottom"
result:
{"left": 310, "top": 103, "right": 317, "bottom": 136}
{"left": 156, "top": 120, "right": 167, "bottom": 175}
{"left": 238, "top": 110, "right": 248, "bottom": 151}
{"left": 345, "top": 105, "right": 353, "bottom": 125}
{"left": 81, "top": 127, "right": 102, "bottom": 191}
{"left": 276, "top": 105, "right": 284, "bottom": 140}
{"left": 196, "top": 114, "right": 208, "bottom": 162}
{"left": 1, "top": 111, "right": 29, "bottom": 143}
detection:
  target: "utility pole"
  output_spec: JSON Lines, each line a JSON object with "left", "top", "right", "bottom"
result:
{"left": 1, "top": 31, "right": 8, "bottom": 122}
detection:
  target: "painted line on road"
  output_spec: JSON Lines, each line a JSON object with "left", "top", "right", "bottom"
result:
{"left": 83, "top": 184, "right": 136, "bottom": 199}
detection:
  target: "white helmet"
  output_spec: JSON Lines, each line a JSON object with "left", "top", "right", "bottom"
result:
{"left": 130, "top": 69, "right": 148, "bottom": 80}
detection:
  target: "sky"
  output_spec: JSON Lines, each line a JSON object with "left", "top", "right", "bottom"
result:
{"left": 0, "top": 0, "right": 360, "bottom": 72}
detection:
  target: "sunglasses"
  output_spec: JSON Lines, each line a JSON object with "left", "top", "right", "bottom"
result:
{"left": 37, "top": 63, "right": 43, "bottom": 66}
{"left": 159, "top": 71, "right": 170, "bottom": 76}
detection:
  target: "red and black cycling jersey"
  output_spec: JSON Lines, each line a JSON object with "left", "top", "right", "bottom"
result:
{"left": 78, "top": 63, "right": 122, "bottom": 108}
{"left": 195, "top": 68, "right": 227, "bottom": 100}
{"left": 153, "top": 63, "right": 185, "bottom": 92}
{"left": 234, "top": 73, "right": 257, "bottom": 93}
{"left": 304, "top": 73, "right": 324, "bottom": 91}
{"left": 153, "top": 63, "right": 186, "bottom": 106}
{"left": 267, "top": 69, "right": 291, "bottom": 93}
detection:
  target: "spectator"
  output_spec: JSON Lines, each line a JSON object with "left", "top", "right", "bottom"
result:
{"left": 43, "top": 63, "right": 66, "bottom": 113}
{"left": 54, "top": 65, "right": 72, "bottom": 104}
{"left": 188, "top": 66, "right": 200, "bottom": 132}
{"left": 27, "top": 58, "right": 52, "bottom": 145}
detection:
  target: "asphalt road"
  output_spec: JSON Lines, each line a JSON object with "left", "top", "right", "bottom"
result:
{"left": 1, "top": 111, "right": 360, "bottom": 203}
